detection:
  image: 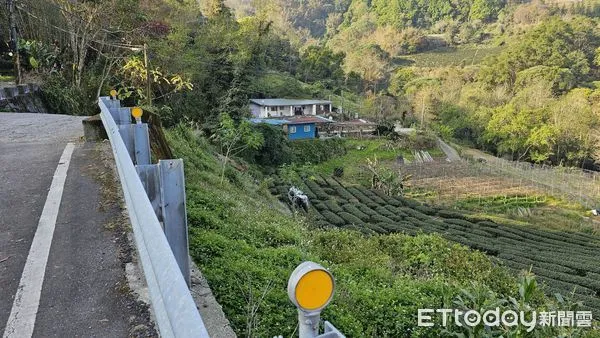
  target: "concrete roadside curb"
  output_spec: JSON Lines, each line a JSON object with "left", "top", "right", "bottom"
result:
{"left": 189, "top": 261, "right": 237, "bottom": 338}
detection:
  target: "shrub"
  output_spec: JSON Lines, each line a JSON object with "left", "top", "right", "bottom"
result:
{"left": 397, "top": 197, "right": 422, "bottom": 208}
{"left": 324, "top": 177, "right": 343, "bottom": 188}
{"left": 336, "top": 198, "right": 348, "bottom": 205}
{"left": 321, "top": 210, "right": 346, "bottom": 226}
{"left": 413, "top": 204, "right": 437, "bottom": 216}
{"left": 399, "top": 207, "right": 430, "bottom": 221}
{"left": 384, "top": 205, "right": 408, "bottom": 217}
{"left": 375, "top": 206, "right": 396, "bottom": 218}
{"left": 356, "top": 204, "right": 378, "bottom": 216}
{"left": 371, "top": 189, "right": 402, "bottom": 206}
{"left": 366, "top": 202, "right": 380, "bottom": 209}
{"left": 244, "top": 124, "right": 292, "bottom": 166}
{"left": 364, "top": 223, "right": 388, "bottom": 234}
{"left": 304, "top": 179, "right": 330, "bottom": 200}
{"left": 311, "top": 201, "right": 326, "bottom": 211}
{"left": 291, "top": 138, "right": 347, "bottom": 164}
{"left": 370, "top": 214, "right": 395, "bottom": 224}
{"left": 313, "top": 220, "right": 334, "bottom": 229}
{"left": 404, "top": 217, "right": 422, "bottom": 227}
{"left": 324, "top": 200, "right": 344, "bottom": 213}
{"left": 427, "top": 219, "right": 448, "bottom": 230}
{"left": 343, "top": 204, "right": 371, "bottom": 221}
{"left": 323, "top": 187, "right": 335, "bottom": 196}
{"left": 357, "top": 187, "right": 387, "bottom": 205}
{"left": 343, "top": 224, "right": 376, "bottom": 235}
{"left": 347, "top": 187, "right": 375, "bottom": 204}
{"left": 437, "top": 209, "right": 468, "bottom": 220}
{"left": 378, "top": 222, "right": 417, "bottom": 234}
{"left": 334, "top": 186, "right": 357, "bottom": 201}
{"left": 41, "top": 74, "right": 96, "bottom": 116}
{"left": 477, "top": 221, "right": 499, "bottom": 228}
{"left": 444, "top": 218, "right": 474, "bottom": 229}
{"left": 339, "top": 212, "right": 365, "bottom": 226}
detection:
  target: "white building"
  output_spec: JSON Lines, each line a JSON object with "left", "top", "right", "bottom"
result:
{"left": 249, "top": 99, "right": 332, "bottom": 118}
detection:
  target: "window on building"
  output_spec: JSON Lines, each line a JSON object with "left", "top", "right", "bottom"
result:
{"left": 269, "top": 106, "right": 277, "bottom": 112}
{"left": 279, "top": 106, "right": 285, "bottom": 110}
{"left": 304, "top": 125, "right": 311, "bottom": 132}
{"left": 289, "top": 126, "right": 297, "bottom": 133}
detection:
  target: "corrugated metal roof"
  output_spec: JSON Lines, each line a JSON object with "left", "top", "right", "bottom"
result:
{"left": 249, "top": 116, "right": 333, "bottom": 126}
{"left": 334, "top": 119, "right": 377, "bottom": 126}
{"left": 250, "top": 98, "right": 332, "bottom": 106}
{"left": 284, "top": 116, "right": 333, "bottom": 124}
{"left": 249, "top": 118, "right": 288, "bottom": 125}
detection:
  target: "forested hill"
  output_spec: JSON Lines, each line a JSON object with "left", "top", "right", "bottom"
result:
{"left": 226, "top": 0, "right": 505, "bottom": 37}
{"left": 6, "top": 0, "right": 600, "bottom": 168}
{"left": 225, "top": 0, "right": 600, "bottom": 169}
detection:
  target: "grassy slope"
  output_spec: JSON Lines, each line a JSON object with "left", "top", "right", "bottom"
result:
{"left": 312, "top": 139, "right": 413, "bottom": 186}
{"left": 401, "top": 44, "right": 505, "bottom": 68}
{"left": 309, "top": 139, "right": 443, "bottom": 187}
{"left": 166, "top": 126, "right": 529, "bottom": 337}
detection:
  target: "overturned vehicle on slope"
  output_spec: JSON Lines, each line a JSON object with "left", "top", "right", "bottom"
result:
{"left": 288, "top": 186, "right": 309, "bottom": 212}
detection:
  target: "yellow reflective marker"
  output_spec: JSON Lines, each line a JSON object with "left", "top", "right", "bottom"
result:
{"left": 295, "top": 269, "right": 334, "bottom": 311}
{"left": 131, "top": 107, "right": 143, "bottom": 119}
{"left": 288, "top": 261, "right": 335, "bottom": 312}
{"left": 109, "top": 89, "right": 117, "bottom": 97}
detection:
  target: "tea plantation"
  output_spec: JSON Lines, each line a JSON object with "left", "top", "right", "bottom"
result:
{"left": 271, "top": 175, "right": 600, "bottom": 314}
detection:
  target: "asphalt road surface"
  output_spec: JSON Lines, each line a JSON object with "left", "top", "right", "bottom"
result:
{"left": 0, "top": 113, "right": 155, "bottom": 337}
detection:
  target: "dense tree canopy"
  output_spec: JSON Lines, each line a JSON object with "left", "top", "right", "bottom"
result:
{"left": 479, "top": 17, "right": 600, "bottom": 88}
{"left": 7, "top": 0, "right": 600, "bottom": 167}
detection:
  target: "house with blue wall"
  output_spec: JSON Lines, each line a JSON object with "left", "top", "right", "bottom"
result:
{"left": 250, "top": 116, "right": 332, "bottom": 140}
{"left": 249, "top": 98, "right": 332, "bottom": 118}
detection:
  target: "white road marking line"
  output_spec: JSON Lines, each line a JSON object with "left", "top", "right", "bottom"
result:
{"left": 3, "top": 143, "right": 76, "bottom": 338}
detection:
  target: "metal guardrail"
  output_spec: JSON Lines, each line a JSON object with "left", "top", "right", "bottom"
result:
{"left": 98, "top": 97, "right": 209, "bottom": 337}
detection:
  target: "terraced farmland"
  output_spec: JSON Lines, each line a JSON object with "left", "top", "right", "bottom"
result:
{"left": 271, "top": 175, "right": 600, "bottom": 314}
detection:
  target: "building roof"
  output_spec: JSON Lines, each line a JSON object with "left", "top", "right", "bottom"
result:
{"left": 249, "top": 118, "right": 289, "bottom": 126}
{"left": 250, "top": 98, "right": 332, "bottom": 107}
{"left": 333, "top": 119, "right": 377, "bottom": 126}
{"left": 284, "top": 116, "right": 333, "bottom": 125}
{"left": 249, "top": 116, "right": 333, "bottom": 126}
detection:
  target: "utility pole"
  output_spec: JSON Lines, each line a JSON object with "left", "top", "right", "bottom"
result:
{"left": 421, "top": 95, "right": 425, "bottom": 128}
{"left": 143, "top": 43, "right": 151, "bottom": 106}
{"left": 7, "top": 0, "right": 22, "bottom": 84}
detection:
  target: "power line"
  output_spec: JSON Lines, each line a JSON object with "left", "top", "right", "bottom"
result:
{"left": 15, "top": 3, "right": 144, "bottom": 51}
{"left": 19, "top": 0, "right": 141, "bottom": 36}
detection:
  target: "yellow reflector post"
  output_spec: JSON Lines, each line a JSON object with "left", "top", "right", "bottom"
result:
{"left": 295, "top": 270, "right": 334, "bottom": 311}
{"left": 131, "top": 107, "right": 143, "bottom": 119}
{"left": 110, "top": 89, "right": 117, "bottom": 97}
{"left": 288, "top": 261, "right": 335, "bottom": 312}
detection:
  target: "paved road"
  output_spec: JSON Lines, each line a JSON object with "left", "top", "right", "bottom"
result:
{"left": 437, "top": 138, "right": 461, "bottom": 162}
{"left": 0, "top": 113, "right": 155, "bottom": 337}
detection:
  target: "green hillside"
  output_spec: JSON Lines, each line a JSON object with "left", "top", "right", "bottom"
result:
{"left": 167, "top": 126, "right": 588, "bottom": 337}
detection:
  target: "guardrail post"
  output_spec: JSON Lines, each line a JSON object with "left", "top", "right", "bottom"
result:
{"left": 119, "top": 124, "right": 135, "bottom": 161}
{"left": 134, "top": 123, "right": 151, "bottom": 165}
{"left": 104, "top": 99, "right": 121, "bottom": 109}
{"left": 136, "top": 164, "right": 163, "bottom": 224}
{"left": 159, "top": 159, "right": 190, "bottom": 287}
{"left": 110, "top": 107, "right": 132, "bottom": 125}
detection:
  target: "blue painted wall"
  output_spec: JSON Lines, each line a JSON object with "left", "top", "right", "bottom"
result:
{"left": 287, "top": 123, "right": 315, "bottom": 140}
